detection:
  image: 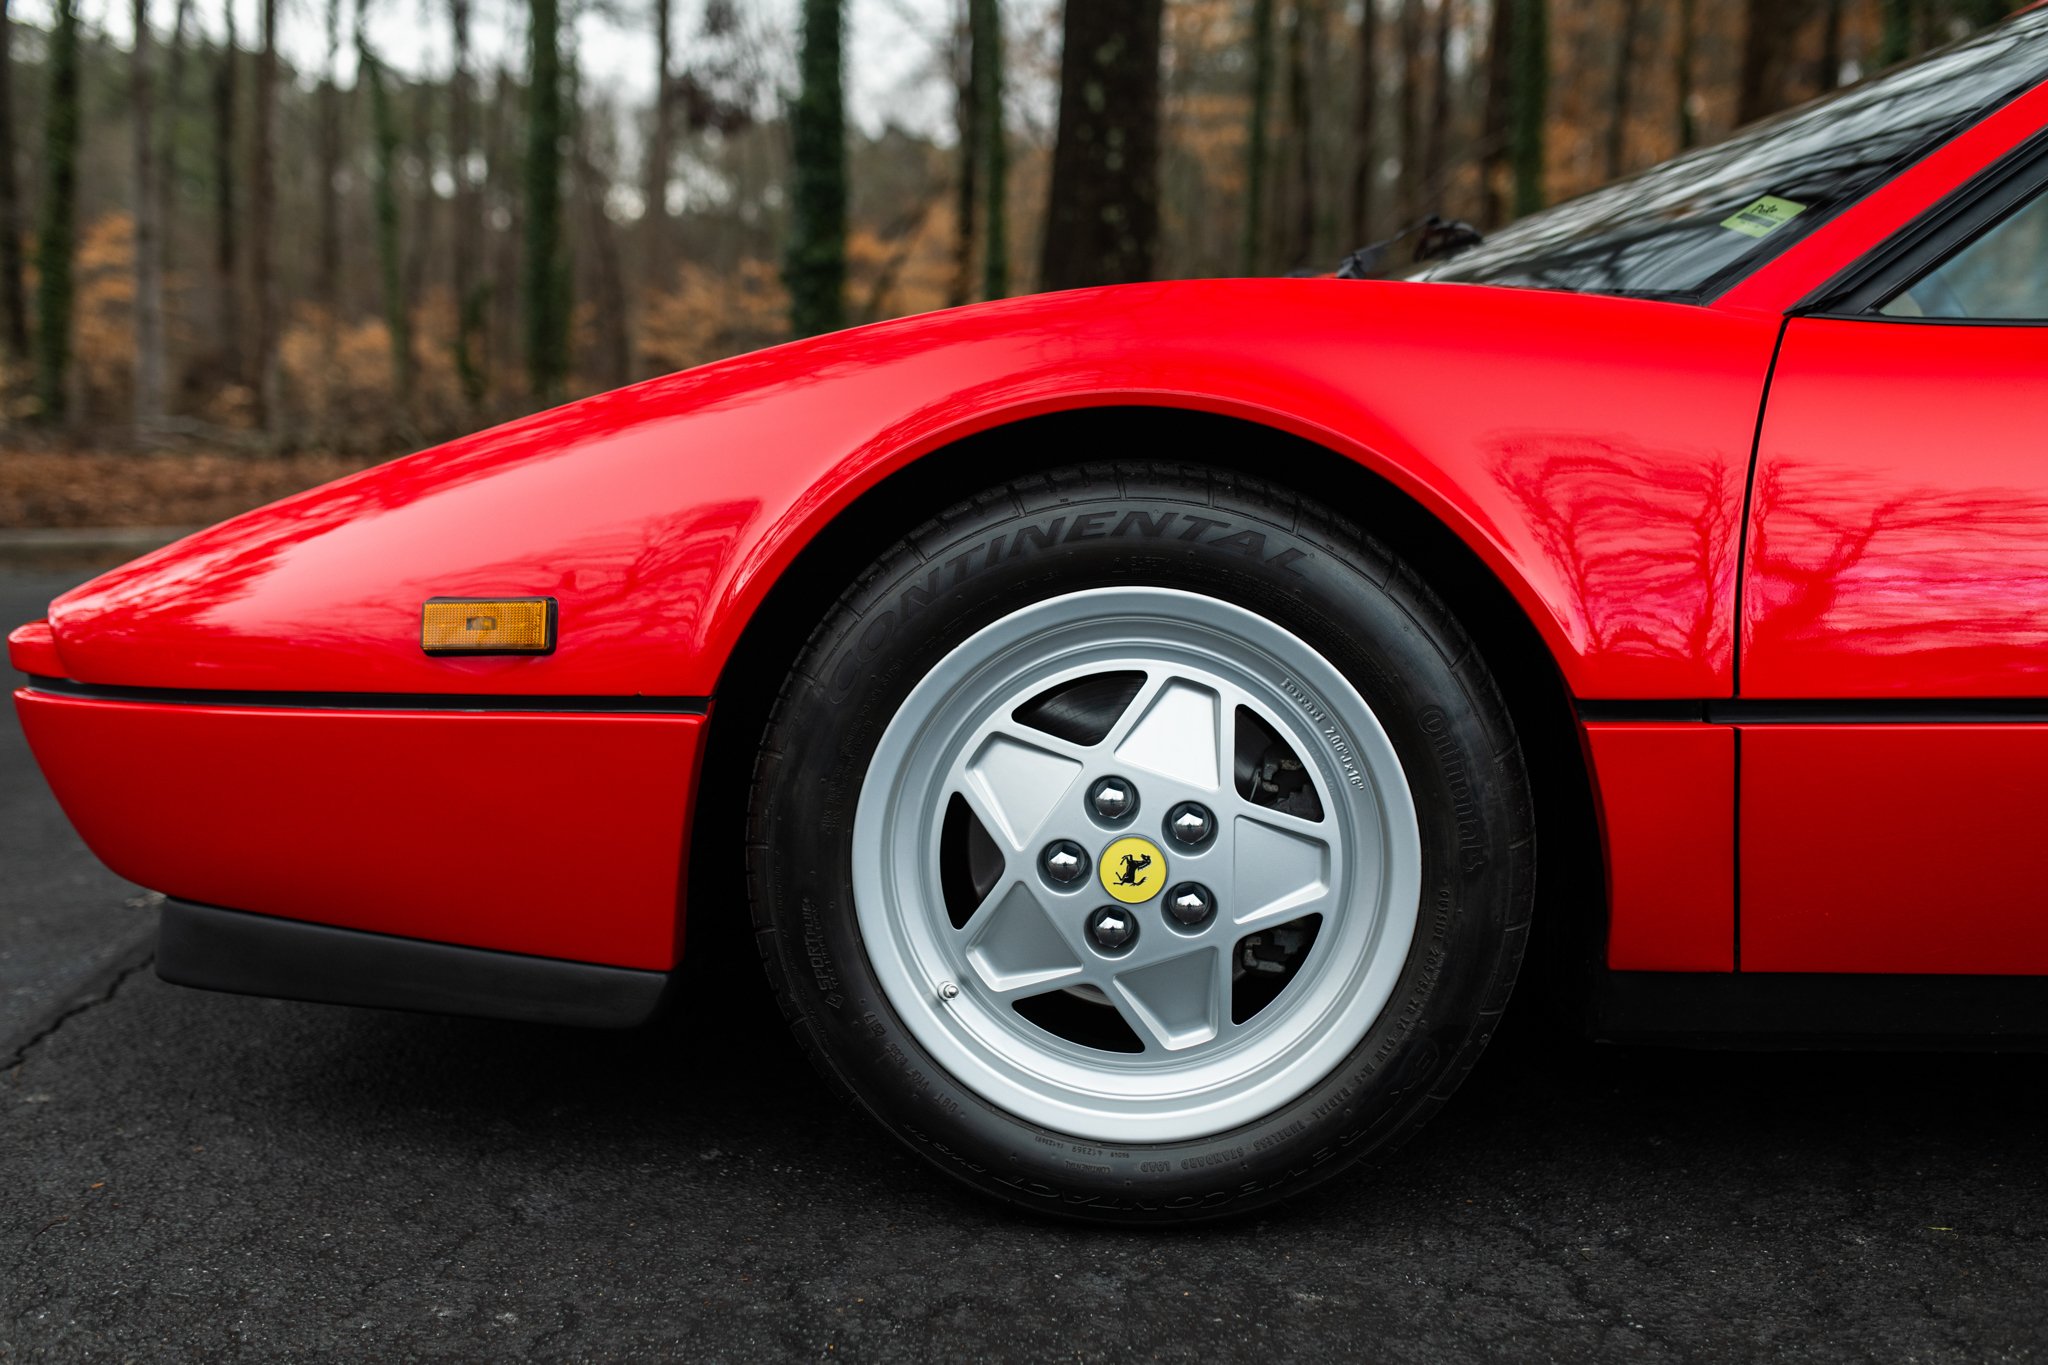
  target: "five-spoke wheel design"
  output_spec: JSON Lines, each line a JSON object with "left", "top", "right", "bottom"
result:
{"left": 853, "top": 587, "right": 1420, "bottom": 1144}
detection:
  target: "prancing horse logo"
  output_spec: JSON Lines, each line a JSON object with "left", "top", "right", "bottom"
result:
{"left": 1099, "top": 835, "right": 1166, "bottom": 904}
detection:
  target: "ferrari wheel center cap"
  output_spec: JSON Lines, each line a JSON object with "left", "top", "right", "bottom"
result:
{"left": 1098, "top": 835, "right": 1166, "bottom": 903}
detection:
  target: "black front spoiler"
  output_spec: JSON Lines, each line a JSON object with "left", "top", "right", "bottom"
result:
{"left": 157, "top": 900, "right": 670, "bottom": 1029}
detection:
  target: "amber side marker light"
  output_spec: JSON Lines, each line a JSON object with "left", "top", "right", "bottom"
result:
{"left": 421, "top": 597, "right": 557, "bottom": 656}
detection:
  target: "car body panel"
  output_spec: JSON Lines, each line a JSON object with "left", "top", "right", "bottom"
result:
{"left": 1740, "top": 724, "right": 2048, "bottom": 974}
{"left": 1743, "top": 318, "right": 2048, "bottom": 698}
{"left": 13, "top": 689, "right": 702, "bottom": 968}
{"left": 43, "top": 282, "right": 1778, "bottom": 703}
{"left": 1582, "top": 722, "right": 1736, "bottom": 972}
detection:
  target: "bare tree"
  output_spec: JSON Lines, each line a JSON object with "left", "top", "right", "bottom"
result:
{"left": 1739, "top": 0, "right": 1815, "bottom": 125}
{"left": 645, "top": 0, "right": 676, "bottom": 281}
{"left": 133, "top": 0, "right": 166, "bottom": 421}
{"left": 949, "top": 0, "right": 980, "bottom": 305}
{"left": 1242, "top": 0, "right": 1276, "bottom": 272}
{"left": 1347, "top": 0, "right": 1379, "bottom": 245}
{"left": 1396, "top": 0, "right": 1423, "bottom": 223}
{"left": 1284, "top": 0, "right": 1317, "bottom": 267}
{"left": 1041, "top": 0, "right": 1164, "bottom": 289}
{"left": 0, "top": 0, "right": 27, "bottom": 362}
{"left": 1675, "top": 0, "right": 1696, "bottom": 149}
{"left": 316, "top": 0, "right": 344, "bottom": 346}
{"left": 1477, "top": 0, "right": 1513, "bottom": 225}
{"left": 35, "top": 0, "right": 82, "bottom": 419}
{"left": 973, "top": 0, "right": 1006, "bottom": 298}
{"left": 251, "top": 0, "right": 279, "bottom": 427}
{"left": 1420, "top": 0, "right": 1454, "bottom": 207}
{"left": 450, "top": 0, "right": 484, "bottom": 406}
{"left": 1604, "top": 0, "right": 1640, "bottom": 179}
{"left": 211, "top": 0, "right": 240, "bottom": 384}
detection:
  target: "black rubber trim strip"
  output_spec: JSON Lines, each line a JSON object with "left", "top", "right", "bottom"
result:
{"left": 23, "top": 675, "right": 709, "bottom": 715}
{"left": 1579, "top": 699, "right": 2048, "bottom": 725}
{"left": 1594, "top": 970, "right": 2048, "bottom": 1048}
{"left": 157, "top": 899, "right": 671, "bottom": 1028}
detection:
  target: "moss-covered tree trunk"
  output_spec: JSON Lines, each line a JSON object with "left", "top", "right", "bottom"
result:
{"left": 450, "top": 0, "right": 484, "bottom": 408}
{"left": 33, "top": 0, "right": 81, "bottom": 420}
{"left": 948, "top": 1, "right": 980, "bottom": 307}
{"left": 211, "top": 1, "right": 241, "bottom": 386}
{"left": 250, "top": 0, "right": 279, "bottom": 430}
{"left": 1040, "top": 0, "right": 1164, "bottom": 290}
{"left": 787, "top": 0, "right": 846, "bottom": 337}
{"left": 525, "top": 0, "right": 569, "bottom": 399}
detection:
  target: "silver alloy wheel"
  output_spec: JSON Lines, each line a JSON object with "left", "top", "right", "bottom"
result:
{"left": 851, "top": 587, "right": 1421, "bottom": 1144}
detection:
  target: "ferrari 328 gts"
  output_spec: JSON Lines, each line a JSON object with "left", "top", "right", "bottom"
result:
{"left": 13, "top": 13, "right": 2048, "bottom": 1220}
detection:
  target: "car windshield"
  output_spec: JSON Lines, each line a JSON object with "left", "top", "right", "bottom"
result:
{"left": 1417, "top": 11, "right": 2048, "bottom": 301}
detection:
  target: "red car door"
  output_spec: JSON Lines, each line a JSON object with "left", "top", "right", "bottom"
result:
{"left": 1740, "top": 147, "right": 2048, "bottom": 974}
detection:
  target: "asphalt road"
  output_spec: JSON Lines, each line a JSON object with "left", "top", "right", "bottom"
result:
{"left": 6, "top": 567, "right": 2048, "bottom": 1362}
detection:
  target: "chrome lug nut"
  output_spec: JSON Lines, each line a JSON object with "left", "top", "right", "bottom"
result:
{"left": 1165, "top": 882, "right": 1216, "bottom": 928}
{"left": 1088, "top": 776, "right": 1138, "bottom": 825}
{"left": 1166, "top": 801, "right": 1215, "bottom": 848}
{"left": 1087, "top": 906, "right": 1138, "bottom": 952}
{"left": 1041, "top": 839, "right": 1088, "bottom": 885}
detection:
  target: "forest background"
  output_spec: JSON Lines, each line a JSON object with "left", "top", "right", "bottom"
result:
{"left": 0, "top": 0, "right": 2024, "bottom": 525}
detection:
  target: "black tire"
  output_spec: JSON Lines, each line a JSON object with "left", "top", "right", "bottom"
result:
{"left": 747, "top": 463, "right": 1534, "bottom": 1222}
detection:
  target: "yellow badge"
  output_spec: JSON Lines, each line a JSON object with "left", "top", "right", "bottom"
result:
{"left": 1099, "top": 836, "right": 1166, "bottom": 904}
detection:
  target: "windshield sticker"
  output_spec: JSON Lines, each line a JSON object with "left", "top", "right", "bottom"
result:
{"left": 1721, "top": 195, "right": 1807, "bottom": 239}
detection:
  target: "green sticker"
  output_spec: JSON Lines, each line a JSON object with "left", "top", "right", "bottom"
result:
{"left": 1721, "top": 194, "right": 1807, "bottom": 239}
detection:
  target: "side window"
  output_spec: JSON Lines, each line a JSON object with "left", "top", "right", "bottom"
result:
{"left": 1880, "top": 184, "right": 2048, "bottom": 320}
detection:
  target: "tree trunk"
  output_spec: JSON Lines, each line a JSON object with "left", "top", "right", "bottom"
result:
{"left": 250, "top": 0, "right": 278, "bottom": 430}
{"left": 1396, "top": 0, "right": 1423, "bottom": 224}
{"left": 1284, "top": 0, "right": 1316, "bottom": 268}
{"left": 644, "top": 0, "right": 675, "bottom": 282}
{"left": 787, "top": 0, "right": 846, "bottom": 336}
{"left": 949, "top": 0, "right": 980, "bottom": 306}
{"left": 1242, "top": 0, "right": 1275, "bottom": 272}
{"left": 1817, "top": 0, "right": 1843, "bottom": 92}
{"left": 1347, "top": 0, "right": 1378, "bottom": 245}
{"left": 525, "top": 0, "right": 569, "bottom": 398}
{"left": 450, "top": 0, "right": 483, "bottom": 407}
{"left": 1421, "top": 0, "right": 1455, "bottom": 208}
{"left": 361, "top": 38, "right": 411, "bottom": 406}
{"left": 1039, "top": 0, "right": 1165, "bottom": 290}
{"left": 0, "top": 0, "right": 29, "bottom": 361}
{"left": 570, "top": 61, "right": 630, "bottom": 391}
{"left": 1880, "top": 0, "right": 1914, "bottom": 66}
{"left": 974, "top": 0, "right": 1007, "bottom": 299}
{"left": 1508, "top": 0, "right": 1546, "bottom": 216}
{"left": 1604, "top": 0, "right": 1640, "bottom": 180}
{"left": 1675, "top": 0, "right": 1696, "bottom": 149}
{"left": 159, "top": 0, "right": 190, "bottom": 299}
{"left": 212, "top": 0, "right": 240, "bottom": 385}
{"left": 132, "top": 0, "right": 166, "bottom": 422}
{"left": 1738, "top": 0, "right": 1813, "bottom": 126}
{"left": 34, "top": 0, "right": 82, "bottom": 420}
{"left": 316, "top": 0, "right": 342, "bottom": 341}
{"left": 1478, "top": 0, "right": 1511, "bottom": 226}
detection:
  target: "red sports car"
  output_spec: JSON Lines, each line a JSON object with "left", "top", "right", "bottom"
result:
{"left": 13, "top": 15, "right": 2048, "bottom": 1221}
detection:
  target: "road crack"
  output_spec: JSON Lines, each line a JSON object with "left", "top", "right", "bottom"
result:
{"left": 1, "top": 930, "right": 157, "bottom": 1077}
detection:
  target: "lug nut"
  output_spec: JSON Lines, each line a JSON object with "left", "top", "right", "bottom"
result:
{"left": 1041, "top": 840, "right": 1088, "bottom": 885}
{"left": 1088, "top": 776, "right": 1138, "bottom": 824}
{"left": 1087, "top": 906, "right": 1138, "bottom": 952}
{"left": 1167, "top": 801, "right": 1215, "bottom": 848}
{"left": 1165, "top": 882, "right": 1215, "bottom": 928}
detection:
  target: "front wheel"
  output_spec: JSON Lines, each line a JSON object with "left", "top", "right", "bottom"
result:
{"left": 749, "top": 465, "right": 1533, "bottom": 1222}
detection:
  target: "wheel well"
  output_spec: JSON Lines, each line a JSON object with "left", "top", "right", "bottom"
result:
{"left": 684, "top": 407, "right": 1603, "bottom": 1013}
